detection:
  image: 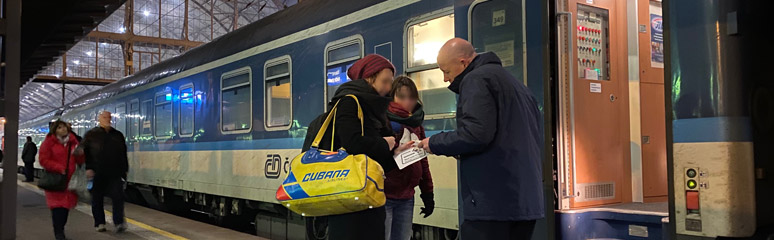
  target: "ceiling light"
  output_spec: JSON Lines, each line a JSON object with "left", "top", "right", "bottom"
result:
{"left": 143, "top": 10, "right": 150, "bottom": 16}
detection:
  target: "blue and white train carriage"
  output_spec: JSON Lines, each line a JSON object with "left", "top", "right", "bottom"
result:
{"left": 20, "top": 0, "right": 542, "bottom": 239}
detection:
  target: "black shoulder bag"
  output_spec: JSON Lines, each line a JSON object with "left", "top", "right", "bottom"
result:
{"left": 38, "top": 144, "right": 72, "bottom": 191}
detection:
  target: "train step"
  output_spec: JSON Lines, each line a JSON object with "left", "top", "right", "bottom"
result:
{"left": 557, "top": 202, "right": 669, "bottom": 240}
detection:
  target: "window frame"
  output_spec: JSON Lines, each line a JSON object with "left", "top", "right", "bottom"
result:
{"left": 219, "top": 66, "right": 253, "bottom": 135}
{"left": 178, "top": 83, "right": 195, "bottom": 138}
{"left": 403, "top": 8, "right": 455, "bottom": 73}
{"left": 403, "top": 8, "right": 456, "bottom": 119}
{"left": 154, "top": 91, "right": 174, "bottom": 139}
{"left": 129, "top": 99, "right": 140, "bottom": 142}
{"left": 323, "top": 35, "right": 364, "bottom": 110}
{"left": 263, "top": 55, "right": 293, "bottom": 131}
{"left": 140, "top": 99, "right": 153, "bottom": 137}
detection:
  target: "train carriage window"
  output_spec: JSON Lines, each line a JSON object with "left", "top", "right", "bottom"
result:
{"left": 325, "top": 35, "right": 363, "bottom": 103}
{"left": 140, "top": 100, "right": 153, "bottom": 138}
{"left": 405, "top": 13, "right": 456, "bottom": 117}
{"left": 264, "top": 56, "right": 292, "bottom": 130}
{"left": 221, "top": 67, "right": 252, "bottom": 133}
{"left": 129, "top": 100, "right": 140, "bottom": 141}
{"left": 155, "top": 92, "right": 173, "bottom": 138}
{"left": 115, "top": 104, "right": 127, "bottom": 137}
{"left": 179, "top": 84, "right": 195, "bottom": 137}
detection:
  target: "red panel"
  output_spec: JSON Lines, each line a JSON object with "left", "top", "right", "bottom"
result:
{"left": 686, "top": 191, "right": 700, "bottom": 210}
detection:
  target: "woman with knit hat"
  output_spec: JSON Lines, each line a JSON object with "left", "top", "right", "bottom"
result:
{"left": 317, "top": 54, "right": 414, "bottom": 239}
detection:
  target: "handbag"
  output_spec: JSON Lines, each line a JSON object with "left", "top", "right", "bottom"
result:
{"left": 68, "top": 164, "right": 91, "bottom": 201}
{"left": 276, "top": 94, "right": 386, "bottom": 217}
{"left": 38, "top": 143, "right": 72, "bottom": 191}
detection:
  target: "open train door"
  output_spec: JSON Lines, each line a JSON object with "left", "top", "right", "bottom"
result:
{"left": 555, "top": 0, "right": 631, "bottom": 209}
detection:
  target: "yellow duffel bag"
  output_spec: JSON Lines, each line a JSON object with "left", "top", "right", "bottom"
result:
{"left": 275, "top": 94, "right": 386, "bottom": 217}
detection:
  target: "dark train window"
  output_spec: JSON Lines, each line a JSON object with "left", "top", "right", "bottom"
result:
{"left": 325, "top": 35, "right": 363, "bottom": 103}
{"left": 264, "top": 56, "right": 292, "bottom": 130}
{"left": 140, "top": 99, "right": 153, "bottom": 137}
{"left": 221, "top": 67, "right": 252, "bottom": 133}
{"left": 129, "top": 100, "right": 140, "bottom": 141}
{"left": 405, "top": 12, "right": 456, "bottom": 118}
{"left": 179, "top": 84, "right": 195, "bottom": 137}
{"left": 470, "top": 1, "right": 526, "bottom": 84}
{"left": 155, "top": 91, "right": 173, "bottom": 138}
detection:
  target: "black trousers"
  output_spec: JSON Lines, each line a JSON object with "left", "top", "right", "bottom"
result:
{"left": 327, "top": 206, "right": 385, "bottom": 240}
{"left": 92, "top": 177, "right": 125, "bottom": 226}
{"left": 461, "top": 220, "right": 536, "bottom": 240}
{"left": 24, "top": 162, "right": 34, "bottom": 181}
{"left": 51, "top": 208, "right": 69, "bottom": 236}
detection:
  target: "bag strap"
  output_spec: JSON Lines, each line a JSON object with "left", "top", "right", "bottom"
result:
{"left": 64, "top": 143, "right": 72, "bottom": 175}
{"left": 311, "top": 94, "right": 364, "bottom": 151}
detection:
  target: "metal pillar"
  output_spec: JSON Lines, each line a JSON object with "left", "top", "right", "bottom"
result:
{"left": 0, "top": 0, "right": 22, "bottom": 238}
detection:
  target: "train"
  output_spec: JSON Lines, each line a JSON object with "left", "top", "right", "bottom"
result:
{"left": 16, "top": 0, "right": 774, "bottom": 239}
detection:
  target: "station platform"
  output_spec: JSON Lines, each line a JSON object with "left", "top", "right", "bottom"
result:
{"left": 3, "top": 170, "right": 262, "bottom": 240}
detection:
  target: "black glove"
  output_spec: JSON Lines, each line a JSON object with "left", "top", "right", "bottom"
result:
{"left": 419, "top": 193, "right": 435, "bottom": 218}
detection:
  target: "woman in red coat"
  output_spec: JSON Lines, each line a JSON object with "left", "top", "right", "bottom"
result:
{"left": 38, "top": 120, "right": 84, "bottom": 240}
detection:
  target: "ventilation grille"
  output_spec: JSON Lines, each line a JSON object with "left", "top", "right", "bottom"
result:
{"left": 575, "top": 182, "right": 615, "bottom": 202}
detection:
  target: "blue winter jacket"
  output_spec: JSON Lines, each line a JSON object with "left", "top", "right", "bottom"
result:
{"left": 429, "top": 52, "right": 544, "bottom": 221}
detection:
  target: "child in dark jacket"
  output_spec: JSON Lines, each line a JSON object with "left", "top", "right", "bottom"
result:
{"left": 384, "top": 76, "right": 434, "bottom": 240}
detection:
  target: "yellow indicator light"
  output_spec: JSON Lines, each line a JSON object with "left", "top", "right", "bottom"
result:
{"left": 687, "top": 180, "right": 697, "bottom": 189}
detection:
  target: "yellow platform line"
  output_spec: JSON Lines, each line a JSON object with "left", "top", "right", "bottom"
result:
{"left": 18, "top": 180, "right": 188, "bottom": 240}
{"left": 104, "top": 210, "right": 189, "bottom": 240}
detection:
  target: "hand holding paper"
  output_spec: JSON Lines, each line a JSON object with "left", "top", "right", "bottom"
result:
{"left": 393, "top": 129, "right": 429, "bottom": 170}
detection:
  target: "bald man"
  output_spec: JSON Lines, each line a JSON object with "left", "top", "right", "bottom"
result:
{"left": 418, "top": 38, "right": 544, "bottom": 239}
{"left": 82, "top": 111, "right": 129, "bottom": 233}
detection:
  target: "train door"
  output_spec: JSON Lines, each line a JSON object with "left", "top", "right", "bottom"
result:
{"left": 557, "top": 0, "right": 630, "bottom": 208}
{"left": 638, "top": 0, "right": 667, "bottom": 202}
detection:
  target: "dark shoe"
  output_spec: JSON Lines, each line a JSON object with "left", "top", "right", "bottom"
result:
{"left": 54, "top": 233, "right": 67, "bottom": 240}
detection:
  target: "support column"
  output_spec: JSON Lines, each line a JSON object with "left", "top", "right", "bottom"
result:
{"left": 0, "top": 0, "right": 22, "bottom": 238}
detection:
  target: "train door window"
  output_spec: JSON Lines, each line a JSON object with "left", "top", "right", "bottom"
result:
{"left": 129, "top": 100, "right": 140, "bottom": 141}
{"left": 221, "top": 67, "right": 252, "bottom": 133}
{"left": 115, "top": 104, "right": 127, "bottom": 137}
{"left": 179, "top": 84, "right": 195, "bottom": 137}
{"left": 264, "top": 56, "right": 292, "bottom": 130}
{"left": 405, "top": 12, "right": 456, "bottom": 117}
{"left": 469, "top": 1, "right": 527, "bottom": 85}
{"left": 325, "top": 35, "right": 363, "bottom": 103}
{"left": 155, "top": 92, "right": 173, "bottom": 138}
{"left": 140, "top": 99, "right": 153, "bottom": 138}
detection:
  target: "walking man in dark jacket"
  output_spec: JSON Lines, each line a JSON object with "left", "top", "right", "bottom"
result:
{"left": 81, "top": 111, "right": 129, "bottom": 233}
{"left": 418, "top": 38, "right": 544, "bottom": 239}
{"left": 21, "top": 136, "right": 38, "bottom": 182}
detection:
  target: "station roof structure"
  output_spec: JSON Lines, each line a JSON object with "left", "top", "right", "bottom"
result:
{"left": 18, "top": 0, "right": 295, "bottom": 121}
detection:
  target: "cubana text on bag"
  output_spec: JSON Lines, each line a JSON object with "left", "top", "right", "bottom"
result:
{"left": 302, "top": 169, "right": 351, "bottom": 182}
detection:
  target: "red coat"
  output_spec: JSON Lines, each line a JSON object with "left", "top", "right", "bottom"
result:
{"left": 38, "top": 133, "right": 84, "bottom": 209}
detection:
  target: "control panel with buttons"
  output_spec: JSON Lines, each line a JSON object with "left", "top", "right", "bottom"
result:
{"left": 576, "top": 5, "right": 609, "bottom": 80}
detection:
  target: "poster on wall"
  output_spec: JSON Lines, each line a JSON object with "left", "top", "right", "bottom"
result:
{"left": 650, "top": 13, "right": 664, "bottom": 68}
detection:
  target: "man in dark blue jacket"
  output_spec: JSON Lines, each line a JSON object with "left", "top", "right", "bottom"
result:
{"left": 419, "top": 38, "right": 544, "bottom": 239}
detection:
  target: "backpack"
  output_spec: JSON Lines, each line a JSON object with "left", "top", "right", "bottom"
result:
{"left": 302, "top": 112, "right": 328, "bottom": 152}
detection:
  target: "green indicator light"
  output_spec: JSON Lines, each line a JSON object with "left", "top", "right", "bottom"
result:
{"left": 687, "top": 169, "right": 697, "bottom": 178}
{"left": 687, "top": 180, "right": 697, "bottom": 189}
